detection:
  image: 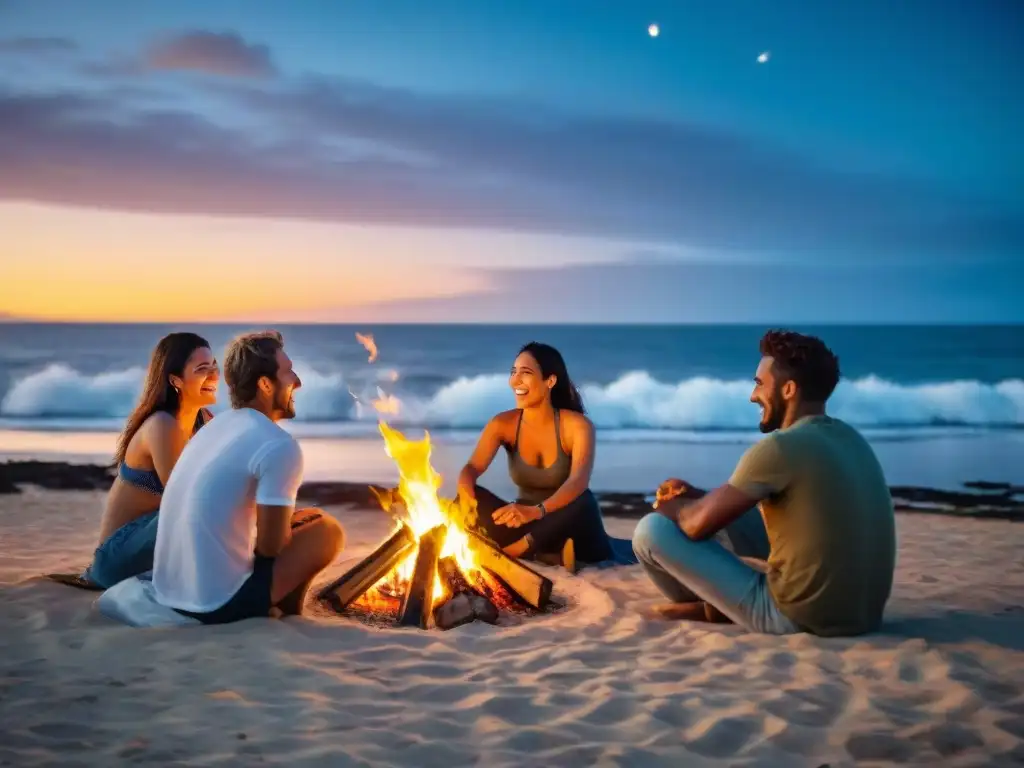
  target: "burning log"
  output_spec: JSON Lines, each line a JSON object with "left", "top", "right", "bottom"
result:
{"left": 437, "top": 555, "right": 477, "bottom": 599}
{"left": 433, "top": 593, "right": 499, "bottom": 630}
{"left": 466, "top": 530, "right": 553, "bottom": 610}
{"left": 433, "top": 556, "right": 500, "bottom": 630}
{"left": 398, "top": 524, "right": 446, "bottom": 629}
{"left": 315, "top": 423, "right": 561, "bottom": 630}
{"left": 316, "top": 522, "right": 416, "bottom": 612}
{"left": 434, "top": 594, "right": 476, "bottom": 630}
{"left": 469, "top": 594, "right": 500, "bottom": 624}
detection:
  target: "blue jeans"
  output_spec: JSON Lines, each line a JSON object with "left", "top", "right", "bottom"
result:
{"left": 632, "top": 509, "right": 801, "bottom": 635}
{"left": 85, "top": 510, "right": 159, "bottom": 589}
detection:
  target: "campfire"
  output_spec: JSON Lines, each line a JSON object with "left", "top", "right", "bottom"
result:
{"left": 317, "top": 422, "right": 555, "bottom": 631}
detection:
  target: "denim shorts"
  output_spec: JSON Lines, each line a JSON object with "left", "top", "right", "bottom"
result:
{"left": 85, "top": 510, "right": 160, "bottom": 589}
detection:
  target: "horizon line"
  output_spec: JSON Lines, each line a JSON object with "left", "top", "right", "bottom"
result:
{"left": 1, "top": 319, "right": 1022, "bottom": 328}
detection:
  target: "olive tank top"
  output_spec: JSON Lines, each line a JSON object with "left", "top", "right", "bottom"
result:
{"left": 506, "top": 409, "right": 572, "bottom": 504}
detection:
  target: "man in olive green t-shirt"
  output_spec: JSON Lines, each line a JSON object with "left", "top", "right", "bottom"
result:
{"left": 632, "top": 330, "right": 896, "bottom": 636}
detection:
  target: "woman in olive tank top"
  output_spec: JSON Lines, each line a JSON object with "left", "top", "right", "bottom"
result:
{"left": 457, "top": 342, "right": 614, "bottom": 569}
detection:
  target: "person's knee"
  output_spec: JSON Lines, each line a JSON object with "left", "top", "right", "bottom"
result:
{"left": 292, "top": 512, "right": 345, "bottom": 565}
{"left": 561, "top": 489, "right": 597, "bottom": 518}
{"left": 316, "top": 514, "right": 345, "bottom": 557}
{"left": 632, "top": 512, "right": 686, "bottom": 559}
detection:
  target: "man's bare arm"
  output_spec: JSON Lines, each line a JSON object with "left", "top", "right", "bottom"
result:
{"left": 255, "top": 504, "right": 293, "bottom": 557}
{"left": 676, "top": 484, "right": 759, "bottom": 540}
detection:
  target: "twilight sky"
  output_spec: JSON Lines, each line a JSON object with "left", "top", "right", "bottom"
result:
{"left": 0, "top": 0, "right": 1021, "bottom": 322}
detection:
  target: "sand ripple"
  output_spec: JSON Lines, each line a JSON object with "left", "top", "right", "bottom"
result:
{"left": 2, "top": 487, "right": 1023, "bottom": 766}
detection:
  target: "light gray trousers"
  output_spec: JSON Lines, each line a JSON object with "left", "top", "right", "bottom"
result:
{"left": 631, "top": 509, "right": 801, "bottom": 635}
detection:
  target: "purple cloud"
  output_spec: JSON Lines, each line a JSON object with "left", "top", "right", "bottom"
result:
{"left": 143, "top": 30, "right": 275, "bottom": 79}
{"left": 0, "top": 76, "right": 1019, "bottom": 263}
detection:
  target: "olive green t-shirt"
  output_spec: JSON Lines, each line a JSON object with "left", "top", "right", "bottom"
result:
{"left": 728, "top": 415, "right": 896, "bottom": 636}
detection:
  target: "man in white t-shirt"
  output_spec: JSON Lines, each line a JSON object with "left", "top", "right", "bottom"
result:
{"left": 153, "top": 330, "right": 345, "bottom": 624}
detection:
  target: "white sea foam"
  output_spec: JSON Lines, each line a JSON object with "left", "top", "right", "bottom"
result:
{"left": 3, "top": 361, "right": 1022, "bottom": 436}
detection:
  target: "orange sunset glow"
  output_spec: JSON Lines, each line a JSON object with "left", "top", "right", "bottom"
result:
{"left": 0, "top": 203, "right": 646, "bottom": 322}
{"left": 0, "top": 204, "right": 493, "bottom": 322}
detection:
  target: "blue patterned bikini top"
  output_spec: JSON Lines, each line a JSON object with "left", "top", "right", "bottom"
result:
{"left": 118, "top": 410, "right": 208, "bottom": 495}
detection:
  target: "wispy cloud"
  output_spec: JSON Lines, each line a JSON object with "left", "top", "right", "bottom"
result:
{"left": 143, "top": 30, "right": 276, "bottom": 79}
{"left": 320, "top": 258, "right": 1024, "bottom": 323}
{"left": 0, "top": 66, "right": 1019, "bottom": 263}
{"left": 0, "top": 36, "right": 77, "bottom": 56}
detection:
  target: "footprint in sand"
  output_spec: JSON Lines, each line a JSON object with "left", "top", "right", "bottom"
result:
{"left": 996, "top": 716, "right": 1024, "bottom": 739}
{"left": 762, "top": 682, "right": 851, "bottom": 729}
{"left": 683, "top": 715, "right": 764, "bottom": 759}
{"left": 580, "top": 694, "right": 637, "bottom": 726}
{"left": 846, "top": 732, "right": 917, "bottom": 763}
{"left": 871, "top": 689, "right": 944, "bottom": 727}
{"left": 649, "top": 697, "right": 699, "bottom": 729}
{"left": 953, "top": 667, "right": 1021, "bottom": 705}
{"left": 911, "top": 722, "right": 985, "bottom": 759}
{"left": 897, "top": 658, "right": 922, "bottom": 683}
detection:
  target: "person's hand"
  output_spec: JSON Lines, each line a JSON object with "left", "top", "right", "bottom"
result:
{"left": 654, "top": 477, "right": 689, "bottom": 508}
{"left": 493, "top": 503, "right": 542, "bottom": 528}
{"left": 654, "top": 494, "right": 686, "bottom": 523}
{"left": 456, "top": 483, "right": 477, "bottom": 508}
{"left": 451, "top": 486, "right": 479, "bottom": 529}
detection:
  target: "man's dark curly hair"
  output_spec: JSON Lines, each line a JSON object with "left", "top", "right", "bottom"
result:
{"left": 759, "top": 329, "right": 841, "bottom": 402}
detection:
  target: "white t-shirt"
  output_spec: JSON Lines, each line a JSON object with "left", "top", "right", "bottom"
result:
{"left": 153, "top": 407, "right": 304, "bottom": 613}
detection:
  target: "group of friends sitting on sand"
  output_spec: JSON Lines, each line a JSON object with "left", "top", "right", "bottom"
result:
{"left": 80, "top": 328, "right": 896, "bottom": 636}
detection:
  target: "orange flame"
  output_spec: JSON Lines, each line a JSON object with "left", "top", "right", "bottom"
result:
{"left": 352, "top": 326, "right": 480, "bottom": 614}
{"left": 355, "top": 332, "right": 378, "bottom": 363}
{"left": 371, "top": 387, "right": 401, "bottom": 416}
{"left": 376, "top": 422, "right": 478, "bottom": 604}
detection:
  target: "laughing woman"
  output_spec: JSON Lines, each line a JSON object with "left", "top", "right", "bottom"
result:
{"left": 456, "top": 342, "right": 617, "bottom": 571}
{"left": 84, "top": 332, "right": 219, "bottom": 588}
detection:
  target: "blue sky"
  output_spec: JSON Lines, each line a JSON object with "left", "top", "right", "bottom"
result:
{"left": 0, "top": 0, "right": 1021, "bottom": 322}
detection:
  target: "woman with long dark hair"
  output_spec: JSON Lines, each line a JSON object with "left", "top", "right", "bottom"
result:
{"left": 84, "top": 332, "right": 219, "bottom": 588}
{"left": 457, "top": 341, "right": 615, "bottom": 570}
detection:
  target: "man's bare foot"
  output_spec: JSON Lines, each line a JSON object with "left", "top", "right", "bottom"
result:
{"left": 703, "top": 602, "right": 733, "bottom": 624}
{"left": 643, "top": 601, "right": 708, "bottom": 621}
{"left": 532, "top": 540, "right": 577, "bottom": 574}
{"left": 535, "top": 551, "right": 560, "bottom": 567}
{"left": 643, "top": 601, "right": 734, "bottom": 623}
{"left": 561, "top": 538, "right": 577, "bottom": 575}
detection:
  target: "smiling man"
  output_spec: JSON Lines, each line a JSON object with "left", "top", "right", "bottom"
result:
{"left": 152, "top": 330, "right": 345, "bottom": 624}
{"left": 631, "top": 330, "right": 897, "bottom": 636}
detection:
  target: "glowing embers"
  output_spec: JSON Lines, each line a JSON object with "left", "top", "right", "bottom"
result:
{"left": 316, "top": 424, "right": 554, "bottom": 630}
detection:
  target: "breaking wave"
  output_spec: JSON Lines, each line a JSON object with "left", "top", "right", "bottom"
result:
{"left": 2, "top": 361, "right": 1023, "bottom": 435}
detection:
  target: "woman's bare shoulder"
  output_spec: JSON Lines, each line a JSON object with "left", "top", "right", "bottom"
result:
{"left": 560, "top": 410, "right": 594, "bottom": 433}
{"left": 487, "top": 410, "right": 519, "bottom": 440}
{"left": 123, "top": 411, "right": 174, "bottom": 462}
{"left": 136, "top": 411, "right": 177, "bottom": 442}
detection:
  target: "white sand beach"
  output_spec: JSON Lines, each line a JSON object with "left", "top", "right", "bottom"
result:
{"left": 2, "top": 487, "right": 1024, "bottom": 767}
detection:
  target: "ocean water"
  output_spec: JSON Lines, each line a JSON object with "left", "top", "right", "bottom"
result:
{"left": 1, "top": 323, "right": 1022, "bottom": 492}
